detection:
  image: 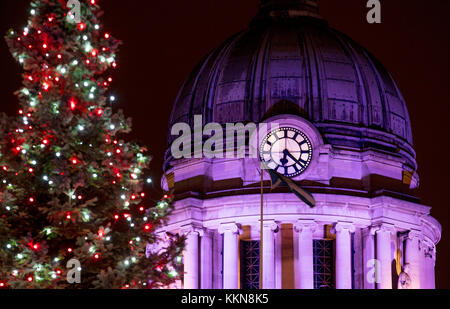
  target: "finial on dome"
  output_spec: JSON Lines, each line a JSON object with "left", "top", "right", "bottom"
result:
{"left": 257, "top": 0, "right": 321, "bottom": 20}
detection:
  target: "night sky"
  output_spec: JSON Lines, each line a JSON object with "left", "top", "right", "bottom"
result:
{"left": 0, "top": 0, "right": 448, "bottom": 288}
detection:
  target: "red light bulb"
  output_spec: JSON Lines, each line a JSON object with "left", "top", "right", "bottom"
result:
{"left": 70, "top": 99, "right": 77, "bottom": 110}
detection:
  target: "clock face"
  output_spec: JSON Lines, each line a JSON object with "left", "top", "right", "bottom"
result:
{"left": 259, "top": 127, "right": 313, "bottom": 178}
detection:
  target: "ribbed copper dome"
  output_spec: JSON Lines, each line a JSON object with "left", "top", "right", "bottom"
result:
{"left": 167, "top": 0, "right": 415, "bottom": 169}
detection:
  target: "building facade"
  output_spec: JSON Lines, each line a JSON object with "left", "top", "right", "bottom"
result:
{"left": 160, "top": 0, "right": 441, "bottom": 289}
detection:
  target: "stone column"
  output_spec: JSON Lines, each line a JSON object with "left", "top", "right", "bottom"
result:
{"left": 428, "top": 245, "right": 437, "bottom": 289}
{"left": 219, "top": 223, "right": 241, "bottom": 289}
{"left": 405, "top": 230, "right": 422, "bottom": 289}
{"left": 200, "top": 229, "right": 213, "bottom": 289}
{"left": 261, "top": 221, "right": 279, "bottom": 289}
{"left": 362, "top": 227, "right": 377, "bottom": 289}
{"left": 374, "top": 224, "right": 395, "bottom": 289}
{"left": 294, "top": 221, "right": 317, "bottom": 289}
{"left": 333, "top": 222, "right": 355, "bottom": 289}
{"left": 181, "top": 225, "right": 201, "bottom": 289}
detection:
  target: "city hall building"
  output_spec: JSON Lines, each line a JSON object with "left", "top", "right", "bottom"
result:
{"left": 159, "top": 0, "right": 441, "bottom": 289}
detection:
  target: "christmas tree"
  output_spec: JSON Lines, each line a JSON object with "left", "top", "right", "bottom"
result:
{"left": 0, "top": 0, "right": 184, "bottom": 289}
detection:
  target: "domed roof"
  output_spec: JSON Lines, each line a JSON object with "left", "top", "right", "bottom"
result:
{"left": 168, "top": 0, "right": 416, "bottom": 169}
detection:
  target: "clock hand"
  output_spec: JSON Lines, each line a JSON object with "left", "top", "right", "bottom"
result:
{"left": 283, "top": 149, "right": 305, "bottom": 168}
{"left": 280, "top": 151, "right": 289, "bottom": 166}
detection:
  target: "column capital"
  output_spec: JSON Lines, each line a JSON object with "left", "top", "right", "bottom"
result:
{"left": 370, "top": 223, "right": 396, "bottom": 235}
{"left": 180, "top": 223, "right": 204, "bottom": 236}
{"left": 199, "top": 228, "right": 214, "bottom": 238}
{"left": 218, "top": 223, "right": 242, "bottom": 235}
{"left": 406, "top": 230, "right": 423, "bottom": 241}
{"left": 257, "top": 220, "right": 280, "bottom": 233}
{"left": 332, "top": 222, "right": 355, "bottom": 234}
{"left": 294, "top": 220, "right": 318, "bottom": 233}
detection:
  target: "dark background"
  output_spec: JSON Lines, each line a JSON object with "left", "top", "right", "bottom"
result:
{"left": 0, "top": 0, "right": 448, "bottom": 288}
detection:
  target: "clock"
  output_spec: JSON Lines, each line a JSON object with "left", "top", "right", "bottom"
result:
{"left": 259, "top": 127, "right": 313, "bottom": 178}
